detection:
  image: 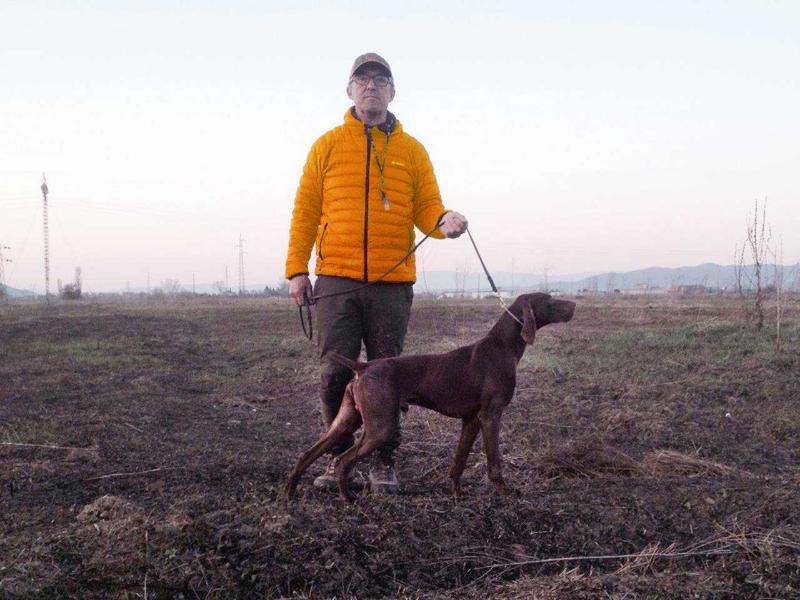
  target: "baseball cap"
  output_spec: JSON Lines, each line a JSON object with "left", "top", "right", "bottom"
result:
{"left": 349, "top": 52, "right": 393, "bottom": 79}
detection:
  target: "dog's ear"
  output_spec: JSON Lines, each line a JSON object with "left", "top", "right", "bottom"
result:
{"left": 521, "top": 302, "right": 537, "bottom": 344}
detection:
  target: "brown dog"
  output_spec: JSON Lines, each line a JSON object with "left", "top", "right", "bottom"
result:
{"left": 285, "top": 293, "right": 576, "bottom": 502}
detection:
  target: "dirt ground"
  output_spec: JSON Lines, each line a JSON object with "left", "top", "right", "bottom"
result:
{"left": 1, "top": 294, "right": 799, "bottom": 599}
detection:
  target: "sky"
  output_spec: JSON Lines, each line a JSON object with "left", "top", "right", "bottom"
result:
{"left": 1, "top": 1, "right": 798, "bottom": 293}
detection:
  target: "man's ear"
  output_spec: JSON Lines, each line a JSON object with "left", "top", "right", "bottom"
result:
{"left": 521, "top": 303, "right": 537, "bottom": 344}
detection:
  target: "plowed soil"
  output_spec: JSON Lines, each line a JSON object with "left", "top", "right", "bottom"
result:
{"left": 1, "top": 295, "right": 799, "bottom": 599}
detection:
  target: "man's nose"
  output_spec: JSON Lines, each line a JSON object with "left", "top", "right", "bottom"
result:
{"left": 365, "top": 78, "right": 377, "bottom": 90}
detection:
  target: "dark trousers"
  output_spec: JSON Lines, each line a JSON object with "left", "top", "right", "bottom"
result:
{"left": 314, "top": 275, "right": 413, "bottom": 463}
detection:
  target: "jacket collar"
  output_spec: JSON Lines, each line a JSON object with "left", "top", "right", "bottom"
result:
{"left": 345, "top": 107, "right": 400, "bottom": 134}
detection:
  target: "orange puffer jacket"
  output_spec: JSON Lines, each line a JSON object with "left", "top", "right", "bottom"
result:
{"left": 285, "top": 109, "right": 447, "bottom": 282}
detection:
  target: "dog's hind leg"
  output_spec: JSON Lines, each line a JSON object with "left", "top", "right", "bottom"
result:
{"left": 334, "top": 387, "right": 400, "bottom": 503}
{"left": 284, "top": 389, "right": 362, "bottom": 499}
{"left": 449, "top": 415, "right": 481, "bottom": 496}
{"left": 332, "top": 436, "right": 379, "bottom": 503}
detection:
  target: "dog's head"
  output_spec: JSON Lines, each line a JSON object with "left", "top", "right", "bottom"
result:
{"left": 511, "top": 293, "right": 576, "bottom": 344}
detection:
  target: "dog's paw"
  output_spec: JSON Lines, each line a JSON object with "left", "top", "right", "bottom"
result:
{"left": 282, "top": 482, "right": 297, "bottom": 501}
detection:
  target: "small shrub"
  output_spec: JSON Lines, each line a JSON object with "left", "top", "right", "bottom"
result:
{"left": 60, "top": 283, "right": 82, "bottom": 300}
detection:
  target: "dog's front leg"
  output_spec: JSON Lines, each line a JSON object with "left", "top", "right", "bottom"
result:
{"left": 449, "top": 415, "right": 481, "bottom": 496}
{"left": 478, "top": 403, "right": 515, "bottom": 496}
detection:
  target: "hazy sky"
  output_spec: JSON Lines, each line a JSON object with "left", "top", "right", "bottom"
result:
{"left": 2, "top": 1, "right": 798, "bottom": 292}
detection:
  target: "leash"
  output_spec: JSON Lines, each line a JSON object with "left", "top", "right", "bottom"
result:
{"left": 298, "top": 220, "right": 522, "bottom": 340}
{"left": 465, "top": 229, "right": 524, "bottom": 326}
{"left": 298, "top": 218, "right": 445, "bottom": 340}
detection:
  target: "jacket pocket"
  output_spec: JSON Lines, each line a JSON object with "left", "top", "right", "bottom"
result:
{"left": 315, "top": 222, "right": 328, "bottom": 260}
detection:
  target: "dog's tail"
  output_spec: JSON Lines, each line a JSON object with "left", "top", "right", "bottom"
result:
{"left": 329, "top": 352, "right": 369, "bottom": 373}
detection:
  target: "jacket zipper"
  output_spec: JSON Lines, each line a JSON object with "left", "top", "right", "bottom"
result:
{"left": 363, "top": 125, "right": 371, "bottom": 282}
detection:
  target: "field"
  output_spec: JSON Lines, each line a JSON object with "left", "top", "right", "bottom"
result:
{"left": 1, "top": 294, "right": 799, "bottom": 599}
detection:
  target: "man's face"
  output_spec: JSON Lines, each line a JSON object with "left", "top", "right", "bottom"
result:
{"left": 347, "top": 66, "right": 395, "bottom": 116}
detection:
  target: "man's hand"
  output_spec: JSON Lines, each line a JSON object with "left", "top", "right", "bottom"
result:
{"left": 439, "top": 211, "right": 468, "bottom": 238}
{"left": 289, "top": 275, "right": 313, "bottom": 306}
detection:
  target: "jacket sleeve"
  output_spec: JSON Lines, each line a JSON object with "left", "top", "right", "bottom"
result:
{"left": 285, "top": 138, "right": 326, "bottom": 279}
{"left": 411, "top": 141, "right": 447, "bottom": 239}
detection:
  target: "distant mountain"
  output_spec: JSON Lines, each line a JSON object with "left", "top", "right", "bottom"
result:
{"left": 412, "top": 263, "right": 798, "bottom": 294}
{"left": 554, "top": 263, "right": 797, "bottom": 293}
{"left": 0, "top": 284, "right": 36, "bottom": 298}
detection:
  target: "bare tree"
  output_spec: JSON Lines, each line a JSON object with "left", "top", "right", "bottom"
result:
{"left": 161, "top": 279, "right": 182, "bottom": 296}
{"left": 735, "top": 199, "right": 771, "bottom": 329}
{"left": 733, "top": 242, "right": 747, "bottom": 315}
{"left": 60, "top": 267, "right": 82, "bottom": 300}
{"left": 60, "top": 283, "right": 81, "bottom": 300}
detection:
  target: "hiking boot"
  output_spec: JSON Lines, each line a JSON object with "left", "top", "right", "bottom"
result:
{"left": 368, "top": 462, "right": 400, "bottom": 494}
{"left": 313, "top": 458, "right": 362, "bottom": 492}
{"left": 313, "top": 458, "right": 339, "bottom": 491}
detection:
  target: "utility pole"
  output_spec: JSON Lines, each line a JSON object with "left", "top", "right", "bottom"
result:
{"left": 236, "top": 234, "right": 245, "bottom": 295}
{"left": 192, "top": 273, "right": 196, "bottom": 295}
{"left": 146, "top": 271, "right": 151, "bottom": 295}
{"left": 225, "top": 264, "right": 229, "bottom": 292}
{"left": 0, "top": 244, "right": 11, "bottom": 297}
{"left": 41, "top": 174, "right": 50, "bottom": 304}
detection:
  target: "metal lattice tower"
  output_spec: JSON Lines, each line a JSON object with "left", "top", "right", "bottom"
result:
{"left": 41, "top": 173, "right": 50, "bottom": 303}
{"left": 236, "top": 234, "right": 246, "bottom": 295}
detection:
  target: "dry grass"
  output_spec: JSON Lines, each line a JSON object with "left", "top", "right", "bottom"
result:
{"left": 643, "top": 449, "right": 742, "bottom": 478}
{"left": 1, "top": 294, "right": 799, "bottom": 598}
{"left": 533, "top": 435, "right": 644, "bottom": 478}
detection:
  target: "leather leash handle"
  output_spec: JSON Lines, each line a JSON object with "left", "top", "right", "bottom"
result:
{"left": 299, "top": 301, "right": 313, "bottom": 341}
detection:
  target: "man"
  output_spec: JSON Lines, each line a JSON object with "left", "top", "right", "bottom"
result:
{"left": 285, "top": 52, "right": 468, "bottom": 493}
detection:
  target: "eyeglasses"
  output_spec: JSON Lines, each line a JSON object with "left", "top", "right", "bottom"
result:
{"left": 350, "top": 74, "right": 392, "bottom": 88}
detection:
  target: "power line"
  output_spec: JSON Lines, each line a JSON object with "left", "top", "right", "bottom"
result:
{"left": 2, "top": 205, "right": 40, "bottom": 285}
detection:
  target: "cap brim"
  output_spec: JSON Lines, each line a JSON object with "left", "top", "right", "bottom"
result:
{"left": 351, "top": 62, "right": 392, "bottom": 78}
